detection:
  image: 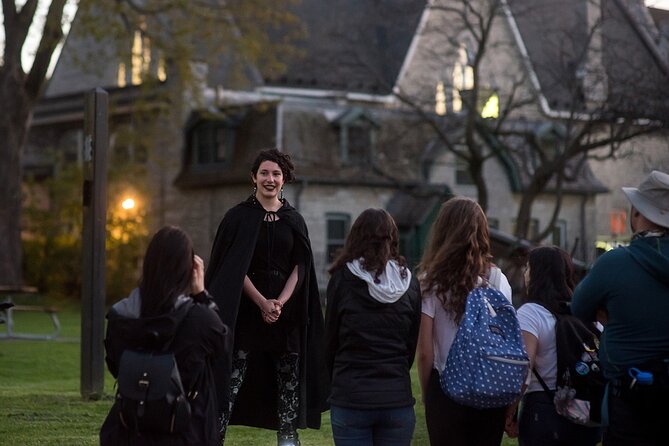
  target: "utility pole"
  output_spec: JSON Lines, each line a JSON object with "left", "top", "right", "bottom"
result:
{"left": 81, "top": 88, "right": 108, "bottom": 400}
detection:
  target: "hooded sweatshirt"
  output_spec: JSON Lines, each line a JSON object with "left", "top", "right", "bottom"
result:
{"left": 101, "top": 289, "right": 228, "bottom": 446}
{"left": 324, "top": 262, "right": 422, "bottom": 409}
{"left": 572, "top": 235, "right": 669, "bottom": 379}
{"left": 346, "top": 259, "right": 412, "bottom": 303}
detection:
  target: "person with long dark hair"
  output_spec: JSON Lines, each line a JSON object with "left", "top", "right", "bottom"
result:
{"left": 513, "top": 246, "right": 599, "bottom": 445}
{"left": 205, "top": 148, "right": 327, "bottom": 446}
{"left": 101, "top": 226, "right": 229, "bottom": 446}
{"left": 416, "top": 197, "right": 513, "bottom": 445}
{"left": 324, "top": 209, "right": 421, "bottom": 446}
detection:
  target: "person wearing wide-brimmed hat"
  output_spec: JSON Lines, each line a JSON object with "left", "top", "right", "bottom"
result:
{"left": 572, "top": 170, "right": 669, "bottom": 446}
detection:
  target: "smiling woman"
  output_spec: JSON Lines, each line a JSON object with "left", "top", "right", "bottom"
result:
{"left": 204, "top": 148, "right": 328, "bottom": 446}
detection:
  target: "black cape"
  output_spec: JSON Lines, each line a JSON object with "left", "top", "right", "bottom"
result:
{"left": 204, "top": 197, "right": 329, "bottom": 430}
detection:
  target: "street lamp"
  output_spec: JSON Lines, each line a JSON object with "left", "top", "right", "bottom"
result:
{"left": 121, "top": 197, "right": 135, "bottom": 210}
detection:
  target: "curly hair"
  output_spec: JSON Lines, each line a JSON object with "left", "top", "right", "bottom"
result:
{"left": 523, "top": 246, "right": 573, "bottom": 316}
{"left": 329, "top": 208, "right": 408, "bottom": 282}
{"left": 418, "top": 197, "right": 492, "bottom": 323}
{"left": 251, "top": 148, "right": 296, "bottom": 183}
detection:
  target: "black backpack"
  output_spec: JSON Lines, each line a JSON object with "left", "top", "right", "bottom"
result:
{"left": 115, "top": 302, "right": 194, "bottom": 434}
{"left": 534, "top": 313, "right": 606, "bottom": 426}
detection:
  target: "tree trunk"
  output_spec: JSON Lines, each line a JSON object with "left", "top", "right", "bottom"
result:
{"left": 0, "top": 67, "right": 32, "bottom": 287}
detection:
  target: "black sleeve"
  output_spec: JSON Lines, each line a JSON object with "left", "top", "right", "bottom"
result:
{"left": 406, "top": 277, "right": 422, "bottom": 367}
{"left": 323, "top": 271, "right": 342, "bottom": 378}
{"left": 204, "top": 209, "right": 236, "bottom": 287}
{"left": 103, "top": 315, "right": 122, "bottom": 378}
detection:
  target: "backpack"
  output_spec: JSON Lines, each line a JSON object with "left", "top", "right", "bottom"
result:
{"left": 441, "top": 285, "right": 529, "bottom": 409}
{"left": 533, "top": 313, "right": 605, "bottom": 426}
{"left": 114, "top": 302, "right": 194, "bottom": 434}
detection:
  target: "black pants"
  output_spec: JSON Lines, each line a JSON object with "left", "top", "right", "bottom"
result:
{"left": 519, "top": 392, "right": 600, "bottom": 446}
{"left": 424, "top": 369, "right": 506, "bottom": 446}
{"left": 604, "top": 388, "right": 669, "bottom": 446}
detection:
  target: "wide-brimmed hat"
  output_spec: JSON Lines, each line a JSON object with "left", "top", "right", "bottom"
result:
{"left": 622, "top": 170, "right": 669, "bottom": 228}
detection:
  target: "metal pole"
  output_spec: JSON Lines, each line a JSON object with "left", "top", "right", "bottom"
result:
{"left": 81, "top": 88, "right": 108, "bottom": 400}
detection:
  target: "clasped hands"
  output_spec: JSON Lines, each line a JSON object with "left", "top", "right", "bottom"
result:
{"left": 260, "top": 298, "right": 283, "bottom": 324}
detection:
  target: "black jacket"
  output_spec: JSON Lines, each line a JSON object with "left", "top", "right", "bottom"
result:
{"left": 324, "top": 267, "right": 422, "bottom": 409}
{"left": 100, "top": 291, "right": 229, "bottom": 446}
{"left": 204, "top": 197, "right": 329, "bottom": 430}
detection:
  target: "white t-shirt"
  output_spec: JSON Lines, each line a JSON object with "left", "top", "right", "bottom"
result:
{"left": 421, "top": 267, "right": 513, "bottom": 372}
{"left": 517, "top": 302, "right": 557, "bottom": 393}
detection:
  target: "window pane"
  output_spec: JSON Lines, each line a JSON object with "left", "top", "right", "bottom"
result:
{"left": 347, "top": 126, "right": 368, "bottom": 162}
{"left": 327, "top": 219, "right": 347, "bottom": 240}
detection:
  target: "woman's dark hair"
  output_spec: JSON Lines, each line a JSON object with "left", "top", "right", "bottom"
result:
{"left": 139, "top": 226, "right": 194, "bottom": 317}
{"left": 418, "top": 197, "right": 492, "bottom": 323}
{"left": 328, "top": 208, "right": 408, "bottom": 282}
{"left": 524, "top": 246, "right": 573, "bottom": 315}
{"left": 251, "top": 148, "right": 295, "bottom": 183}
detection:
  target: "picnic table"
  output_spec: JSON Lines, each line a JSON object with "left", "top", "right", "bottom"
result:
{"left": 0, "top": 285, "right": 61, "bottom": 340}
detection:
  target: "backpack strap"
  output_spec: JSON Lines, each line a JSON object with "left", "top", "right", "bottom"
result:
{"left": 532, "top": 368, "right": 555, "bottom": 397}
{"left": 487, "top": 266, "right": 502, "bottom": 290}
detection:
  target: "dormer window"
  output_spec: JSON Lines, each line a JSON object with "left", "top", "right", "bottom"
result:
{"left": 191, "top": 121, "right": 236, "bottom": 166}
{"left": 332, "top": 108, "right": 380, "bottom": 165}
{"left": 452, "top": 43, "right": 474, "bottom": 113}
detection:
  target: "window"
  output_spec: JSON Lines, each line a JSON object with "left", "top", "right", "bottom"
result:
{"left": 512, "top": 218, "right": 539, "bottom": 240}
{"left": 192, "top": 122, "right": 236, "bottom": 165}
{"left": 552, "top": 219, "right": 567, "bottom": 248}
{"left": 452, "top": 43, "right": 474, "bottom": 113}
{"left": 435, "top": 81, "right": 447, "bottom": 116}
{"left": 455, "top": 156, "right": 474, "bottom": 185}
{"left": 326, "top": 213, "right": 350, "bottom": 263}
{"left": 346, "top": 125, "right": 372, "bottom": 164}
{"left": 334, "top": 108, "right": 379, "bottom": 165}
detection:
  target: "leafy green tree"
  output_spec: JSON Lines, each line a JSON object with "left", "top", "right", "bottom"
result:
{"left": 1, "top": 0, "right": 300, "bottom": 287}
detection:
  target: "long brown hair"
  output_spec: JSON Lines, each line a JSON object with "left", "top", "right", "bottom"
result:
{"left": 523, "top": 246, "right": 573, "bottom": 316}
{"left": 418, "top": 197, "right": 492, "bottom": 322}
{"left": 329, "top": 208, "right": 408, "bottom": 282}
{"left": 139, "top": 226, "right": 194, "bottom": 317}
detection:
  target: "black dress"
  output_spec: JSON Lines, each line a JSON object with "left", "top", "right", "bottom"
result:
{"left": 235, "top": 216, "right": 301, "bottom": 353}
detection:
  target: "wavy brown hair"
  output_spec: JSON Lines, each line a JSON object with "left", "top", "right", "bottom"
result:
{"left": 418, "top": 197, "right": 492, "bottom": 323}
{"left": 329, "top": 208, "right": 408, "bottom": 282}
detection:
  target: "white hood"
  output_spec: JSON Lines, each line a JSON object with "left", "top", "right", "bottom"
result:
{"left": 346, "top": 259, "right": 412, "bottom": 303}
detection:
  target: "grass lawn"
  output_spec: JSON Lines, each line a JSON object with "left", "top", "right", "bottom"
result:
{"left": 0, "top": 305, "right": 519, "bottom": 446}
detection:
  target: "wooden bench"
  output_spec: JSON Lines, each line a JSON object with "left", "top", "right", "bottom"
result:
{"left": 0, "top": 286, "right": 61, "bottom": 341}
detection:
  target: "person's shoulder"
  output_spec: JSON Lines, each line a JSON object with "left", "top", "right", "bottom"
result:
{"left": 187, "top": 301, "right": 224, "bottom": 327}
{"left": 518, "top": 302, "right": 552, "bottom": 318}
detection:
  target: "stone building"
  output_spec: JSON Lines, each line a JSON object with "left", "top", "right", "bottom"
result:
{"left": 25, "top": 0, "right": 669, "bottom": 291}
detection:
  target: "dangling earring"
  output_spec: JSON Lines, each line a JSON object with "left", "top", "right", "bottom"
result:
{"left": 280, "top": 188, "right": 285, "bottom": 201}
{"left": 253, "top": 184, "right": 257, "bottom": 196}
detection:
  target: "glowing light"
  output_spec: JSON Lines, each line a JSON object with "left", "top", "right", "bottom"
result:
{"left": 121, "top": 198, "right": 136, "bottom": 210}
{"left": 481, "top": 93, "right": 499, "bottom": 118}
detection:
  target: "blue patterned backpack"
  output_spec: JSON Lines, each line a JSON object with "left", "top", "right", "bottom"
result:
{"left": 441, "top": 281, "right": 529, "bottom": 409}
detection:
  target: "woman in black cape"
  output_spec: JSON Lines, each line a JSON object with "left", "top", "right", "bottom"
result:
{"left": 205, "top": 148, "right": 328, "bottom": 446}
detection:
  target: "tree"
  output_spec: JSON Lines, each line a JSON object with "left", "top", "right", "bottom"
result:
{"left": 0, "top": 0, "right": 300, "bottom": 286}
{"left": 391, "top": 0, "right": 668, "bottom": 249}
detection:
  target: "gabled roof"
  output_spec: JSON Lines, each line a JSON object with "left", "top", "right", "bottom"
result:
{"left": 46, "top": 1, "right": 426, "bottom": 98}
{"left": 261, "top": 0, "right": 426, "bottom": 95}
{"left": 507, "top": 0, "right": 669, "bottom": 120}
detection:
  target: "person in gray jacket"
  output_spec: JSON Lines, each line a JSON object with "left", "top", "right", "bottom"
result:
{"left": 324, "top": 208, "right": 422, "bottom": 446}
{"left": 572, "top": 170, "right": 669, "bottom": 446}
